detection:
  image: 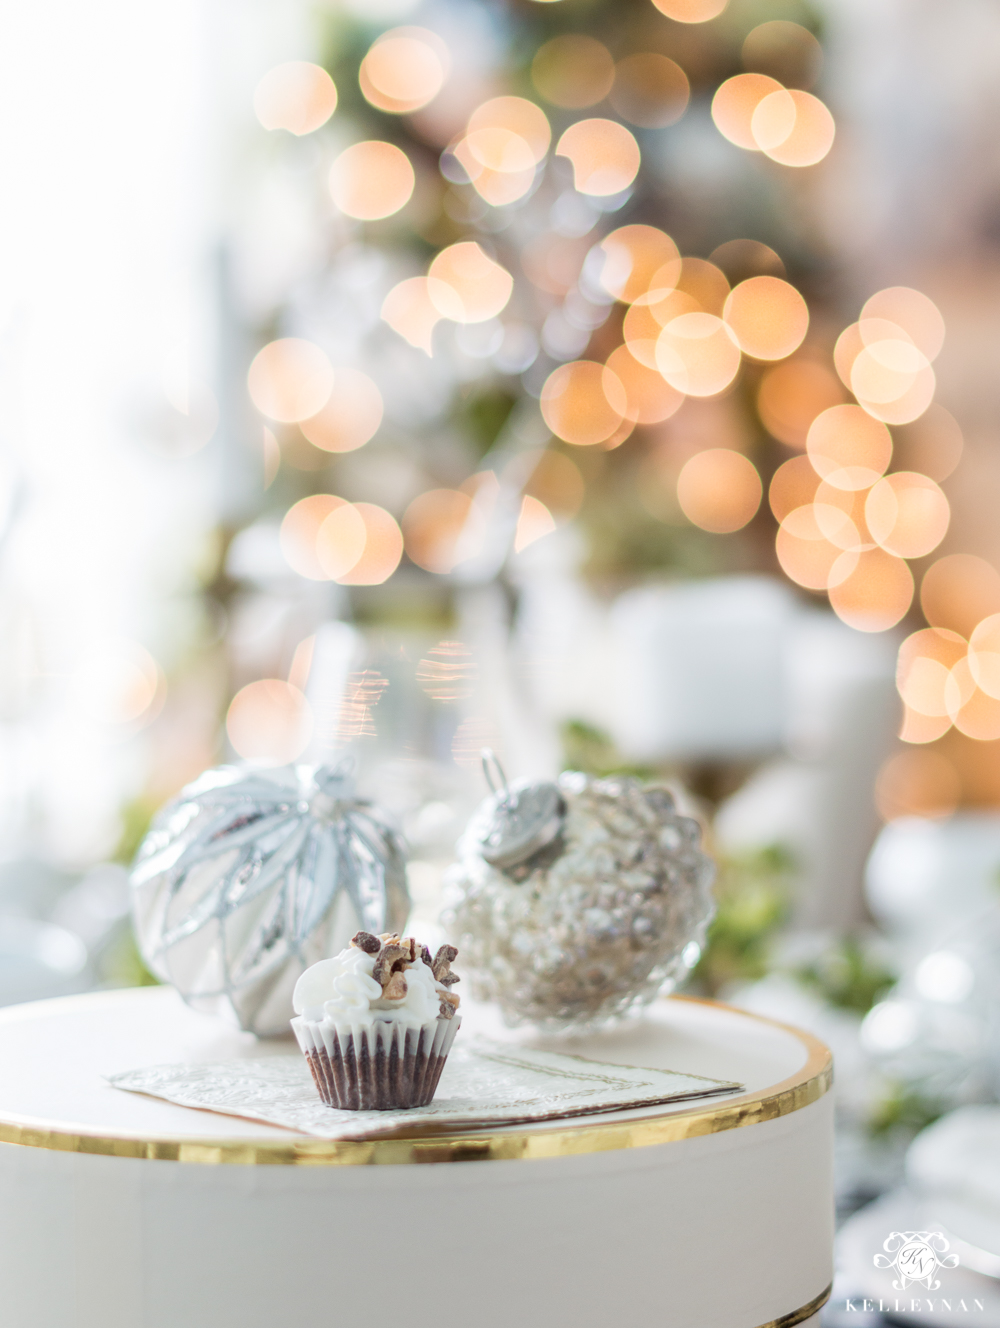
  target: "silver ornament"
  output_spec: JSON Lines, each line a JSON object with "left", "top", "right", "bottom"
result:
{"left": 442, "top": 766, "right": 715, "bottom": 1031}
{"left": 130, "top": 763, "right": 409, "bottom": 1036}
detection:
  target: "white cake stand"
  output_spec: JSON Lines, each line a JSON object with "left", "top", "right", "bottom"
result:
{"left": 0, "top": 987, "right": 832, "bottom": 1328}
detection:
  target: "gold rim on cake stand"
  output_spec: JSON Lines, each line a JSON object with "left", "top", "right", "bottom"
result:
{"left": 757, "top": 1283, "right": 831, "bottom": 1328}
{"left": 0, "top": 995, "right": 832, "bottom": 1166}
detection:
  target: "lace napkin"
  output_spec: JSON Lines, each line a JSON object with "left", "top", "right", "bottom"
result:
{"left": 108, "top": 1036, "right": 742, "bottom": 1140}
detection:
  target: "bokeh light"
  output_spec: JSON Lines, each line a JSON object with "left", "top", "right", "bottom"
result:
{"left": 336, "top": 503, "right": 404, "bottom": 585}
{"left": 300, "top": 368, "right": 383, "bottom": 452}
{"left": 468, "top": 96, "right": 551, "bottom": 162}
{"left": 402, "top": 489, "right": 487, "bottom": 573}
{"left": 609, "top": 54, "right": 690, "bottom": 128}
{"left": 674, "top": 257, "right": 730, "bottom": 315}
{"left": 227, "top": 681, "right": 313, "bottom": 765}
{"left": 531, "top": 36, "right": 615, "bottom": 109}
{"left": 921, "top": 555, "right": 1000, "bottom": 638}
{"left": 776, "top": 505, "right": 855, "bottom": 591}
{"left": 655, "top": 313, "right": 742, "bottom": 397}
{"left": 329, "top": 142, "right": 415, "bottom": 221}
{"left": 417, "top": 641, "right": 475, "bottom": 703}
{"left": 254, "top": 62, "right": 338, "bottom": 135}
{"left": 899, "top": 706, "right": 953, "bottom": 744}
{"left": 676, "top": 449, "right": 762, "bottom": 533}
{"left": 897, "top": 628, "right": 968, "bottom": 717}
{"left": 428, "top": 243, "right": 514, "bottom": 323}
{"left": 453, "top": 149, "right": 535, "bottom": 207}
{"left": 359, "top": 28, "right": 448, "bottom": 114}
{"left": 280, "top": 494, "right": 346, "bottom": 579}
{"left": 381, "top": 277, "right": 444, "bottom": 354}
{"left": 833, "top": 322, "right": 865, "bottom": 388}
{"left": 712, "top": 74, "right": 784, "bottom": 150}
{"left": 857, "top": 370, "right": 936, "bottom": 427}
{"left": 247, "top": 338, "right": 334, "bottom": 423}
{"left": 606, "top": 344, "right": 685, "bottom": 423}
{"left": 722, "top": 276, "right": 809, "bottom": 360}
{"left": 742, "top": 21, "right": 823, "bottom": 90}
{"left": 540, "top": 361, "right": 627, "bottom": 445}
{"left": 75, "top": 640, "right": 163, "bottom": 726}
{"left": 334, "top": 670, "right": 389, "bottom": 743}
{"left": 813, "top": 481, "right": 872, "bottom": 550}
{"left": 836, "top": 311, "right": 941, "bottom": 428}
{"left": 757, "top": 359, "right": 845, "bottom": 447}
{"left": 751, "top": 89, "right": 835, "bottom": 166}
{"left": 860, "top": 287, "right": 945, "bottom": 361}
{"left": 658, "top": 260, "right": 727, "bottom": 320}
{"left": 454, "top": 96, "right": 551, "bottom": 206}
{"left": 555, "top": 119, "right": 640, "bottom": 196}
{"left": 969, "top": 615, "right": 1000, "bottom": 699}
{"left": 892, "top": 404, "right": 964, "bottom": 481}
{"left": 596, "top": 225, "right": 681, "bottom": 303}
{"left": 651, "top": 0, "right": 728, "bottom": 22}
{"left": 875, "top": 749, "right": 961, "bottom": 822}
{"left": 316, "top": 503, "right": 368, "bottom": 579}
{"left": 865, "top": 472, "right": 950, "bottom": 558}
{"left": 850, "top": 337, "right": 934, "bottom": 418}
{"left": 806, "top": 405, "right": 892, "bottom": 490}
{"left": 768, "top": 455, "right": 821, "bottom": 521}
{"left": 514, "top": 495, "right": 557, "bottom": 552}
{"left": 827, "top": 548, "right": 914, "bottom": 632}
{"left": 951, "top": 685, "right": 1000, "bottom": 742}
{"left": 623, "top": 289, "right": 700, "bottom": 367}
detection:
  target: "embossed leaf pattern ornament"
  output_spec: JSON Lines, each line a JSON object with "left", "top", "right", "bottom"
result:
{"left": 130, "top": 764, "right": 409, "bottom": 1036}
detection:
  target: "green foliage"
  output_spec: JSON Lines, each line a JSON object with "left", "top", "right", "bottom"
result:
{"left": 461, "top": 386, "right": 518, "bottom": 456}
{"left": 113, "top": 796, "right": 159, "bottom": 867}
{"left": 694, "top": 844, "right": 794, "bottom": 996}
{"left": 795, "top": 936, "right": 895, "bottom": 1015}
{"left": 560, "top": 719, "right": 657, "bottom": 779}
{"left": 101, "top": 930, "right": 160, "bottom": 989}
{"left": 868, "top": 1083, "right": 946, "bottom": 1139}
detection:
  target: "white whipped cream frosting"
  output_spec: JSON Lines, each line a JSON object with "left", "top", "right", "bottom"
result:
{"left": 292, "top": 944, "right": 446, "bottom": 1028}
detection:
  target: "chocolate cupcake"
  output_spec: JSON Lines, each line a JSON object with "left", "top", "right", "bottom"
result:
{"left": 291, "top": 932, "right": 461, "bottom": 1110}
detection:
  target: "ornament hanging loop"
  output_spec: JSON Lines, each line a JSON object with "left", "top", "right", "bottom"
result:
{"left": 481, "top": 748, "right": 510, "bottom": 802}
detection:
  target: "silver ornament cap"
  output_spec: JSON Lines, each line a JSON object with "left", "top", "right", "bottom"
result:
{"left": 473, "top": 751, "right": 565, "bottom": 870}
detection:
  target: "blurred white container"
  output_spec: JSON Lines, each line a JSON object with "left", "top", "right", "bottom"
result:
{"left": 608, "top": 576, "right": 796, "bottom": 762}
{"left": 0, "top": 917, "right": 88, "bottom": 1006}
{"left": 907, "top": 1106, "right": 1000, "bottom": 1272}
{"left": 866, "top": 814, "right": 1000, "bottom": 947}
{"left": 714, "top": 610, "right": 899, "bottom": 930}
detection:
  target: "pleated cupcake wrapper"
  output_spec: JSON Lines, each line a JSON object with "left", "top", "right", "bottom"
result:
{"left": 292, "top": 1015, "right": 460, "bottom": 1111}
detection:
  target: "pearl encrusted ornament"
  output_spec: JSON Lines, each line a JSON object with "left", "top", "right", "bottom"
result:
{"left": 442, "top": 757, "right": 715, "bottom": 1031}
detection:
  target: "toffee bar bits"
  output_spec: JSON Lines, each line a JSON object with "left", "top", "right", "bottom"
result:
{"left": 291, "top": 933, "right": 461, "bottom": 1111}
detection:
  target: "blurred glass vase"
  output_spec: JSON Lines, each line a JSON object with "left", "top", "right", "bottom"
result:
{"left": 130, "top": 763, "right": 409, "bottom": 1036}
{"left": 442, "top": 767, "right": 715, "bottom": 1030}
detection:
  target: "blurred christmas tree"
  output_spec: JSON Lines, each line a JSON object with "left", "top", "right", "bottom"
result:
{"left": 192, "top": 0, "right": 973, "bottom": 795}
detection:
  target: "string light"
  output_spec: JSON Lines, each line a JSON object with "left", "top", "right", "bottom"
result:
{"left": 254, "top": 62, "right": 337, "bottom": 135}
{"left": 677, "top": 450, "right": 761, "bottom": 532}
{"left": 247, "top": 339, "right": 334, "bottom": 423}
{"left": 722, "top": 276, "right": 809, "bottom": 360}
{"left": 555, "top": 119, "right": 640, "bottom": 196}
{"left": 540, "top": 361, "right": 627, "bottom": 445}
{"left": 329, "top": 142, "right": 415, "bottom": 220}
{"left": 359, "top": 28, "right": 448, "bottom": 114}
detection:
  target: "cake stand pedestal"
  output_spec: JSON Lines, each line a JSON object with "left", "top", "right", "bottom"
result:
{"left": 0, "top": 987, "right": 832, "bottom": 1328}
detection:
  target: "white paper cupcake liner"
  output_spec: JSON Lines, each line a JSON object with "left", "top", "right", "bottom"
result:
{"left": 291, "top": 1015, "right": 460, "bottom": 1110}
